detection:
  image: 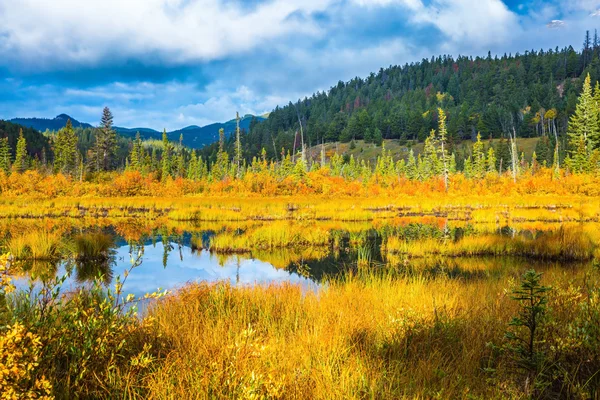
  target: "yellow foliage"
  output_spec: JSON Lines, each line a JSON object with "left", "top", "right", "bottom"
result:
{"left": 0, "top": 322, "right": 53, "bottom": 399}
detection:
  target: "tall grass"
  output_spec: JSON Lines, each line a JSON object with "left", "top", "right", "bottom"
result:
{"left": 144, "top": 267, "right": 600, "bottom": 399}
{"left": 73, "top": 232, "right": 114, "bottom": 260}
{"left": 5, "top": 230, "right": 64, "bottom": 260}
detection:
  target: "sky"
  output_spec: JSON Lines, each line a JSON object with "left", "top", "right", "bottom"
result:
{"left": 0, "top": 0, "right": 599, "bottom": 130}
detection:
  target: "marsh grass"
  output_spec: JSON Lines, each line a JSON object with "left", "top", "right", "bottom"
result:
{"left": 6, "top": 230, "right": 65, "bottom": 261}
{"left": 73, "top": 232, "right": 114, "bottom": 260}
{"left": 144, "top": 267, "right": 600, "bottom": 399}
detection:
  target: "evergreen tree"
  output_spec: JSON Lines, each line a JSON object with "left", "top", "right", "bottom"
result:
{"left": 54, "top": 119, "right": 78, "bottom": 174}
{"left": 161, "top": 129, "right": 172, "bottom": 181}
{"left": 406, "top": 149, "right": 418, "bottom": 179}
{"left": 213, "top": 128, "right": 229, "bottom": 180}
{"left": 234, "top": 112, "right": 243, "bottom": 178}
{"left": 129, "top": 132, "right": 143, "bottom": 171}
{"left": 487, "top": 147, "right": 497, "bottom": 174}
{"left": 567, "top": 74, "right": 599, "bottom": 172}
{"left": 91, "top": 107, "right": 117, "bottom": 171}
{"left": 373, "top": 128, "right": 383, "bottom": 146}
{"left": 13, "top": 128, "right": 28, "bottom": 173}
{"left": 0, "top": 137, "right": 10, "bottom": 174}
{"left": 472, "top": 133, "right": 486, "bottom": 178}
{"left": 437, "top": 108, "right": 449, "bottom": 190}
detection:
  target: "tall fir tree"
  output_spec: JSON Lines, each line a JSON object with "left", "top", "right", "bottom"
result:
{"left": 54, "top": 119, "right": 78, "bottom": 174}
{"left": 91, "top": 107, "right": 117, "bottom": 171}
{"left": 130, "top": 132, "right": 143, "bottom": 171}
{"left": 161, "top": 129, "right": 172, "bottom": 181}
{"left": 13, "top": 128, "right": 28, "bottom": 173}
{"left": 567, "top": 74, "right": 599, "bottom": 172}
{"left": 0, "top": 137, "right": 11, "bottom": 174}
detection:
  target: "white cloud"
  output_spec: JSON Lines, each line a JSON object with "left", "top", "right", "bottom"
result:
{"left": 352, "top": 0, "right": 519, "bottom": 49}
{"left": 0, "top": 0, "right": 334, "bottom": 68}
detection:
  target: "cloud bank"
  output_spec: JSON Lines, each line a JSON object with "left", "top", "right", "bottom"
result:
{"left": 0, "top": 0, "right": 597, "bottom": 129}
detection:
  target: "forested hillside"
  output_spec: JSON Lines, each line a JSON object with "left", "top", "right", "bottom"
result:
{"left": 232, "top": 32, "right": 600, "bottom": 162}
{"left": 0, "top": 121, "right": 51, "bottom": 160}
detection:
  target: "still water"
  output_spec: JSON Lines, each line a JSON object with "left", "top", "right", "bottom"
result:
{"left": 8, "top": 221, "right": 593, "bottom": 299}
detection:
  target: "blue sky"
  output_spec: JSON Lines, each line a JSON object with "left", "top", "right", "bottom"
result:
{"left": 0, "top": 0, "right": 598, "bottom": 130}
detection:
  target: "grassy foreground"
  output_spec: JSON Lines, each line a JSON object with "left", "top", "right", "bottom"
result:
{"left": 1, "top": 253, "right": 599, "bottom": 399}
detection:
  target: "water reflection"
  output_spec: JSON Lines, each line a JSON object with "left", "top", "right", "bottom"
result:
{"left": 5, "top": 221, "right": 596, "bottom": 298}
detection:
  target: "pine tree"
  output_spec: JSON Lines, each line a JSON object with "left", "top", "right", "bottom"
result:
{"left": 91, "top": 107, "right": 117, "bottom": 171}
{"left": 487, "top": 147, "right": 497, "bottom": 174}
{"left": 130, "top": 132, "right": 143, "bottom": 171}
{"left": 54, "top": 119, "right": 78, "bottom": 174}
{"left": 568, "top": 74, "right": 599, "bottom": 158}
{"left": 406, "top": 149, "right": 417, "bottom": 179}
{"left": 13, "top": 128, "right": 27, "bottom": 173}
{"left": 364, "top": 128, "right": 373, "bottom": 143}
{"left": 235, "top": 112, "right": 243, "bottom": 178}
{"left": 213, "top": 128, "right": 229, "bottom": 180}
{"left": 176, "top": 152, "right": 185, "bottom": 178}
{"left": 373, "top": 128, "right": 383, "bottom": 146}
{"left": 472, "top": 133, "right": 486, "bottom": 178}
{"left": 0, "top": 137, "right": 11, "bottom": 174}
{"left": 187, "top": 151, "right": 198, "bottom": 180}
{"left": 161, "top": 129, "right": 172, "bottom": 181}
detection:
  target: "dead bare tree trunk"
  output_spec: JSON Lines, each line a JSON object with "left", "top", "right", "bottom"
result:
{"left": 510, "top": 127, "right": 518, "bottom": 183}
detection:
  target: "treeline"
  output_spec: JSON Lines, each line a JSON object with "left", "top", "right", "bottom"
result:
{"left": 203, "top": 31, "right": 600, "bottom": 163}
{"left": 1, "top": 70, "right": 600, "bottom": 198}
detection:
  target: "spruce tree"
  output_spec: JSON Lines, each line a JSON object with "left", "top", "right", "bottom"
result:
{"left": 567, "top": 74, "right": 599, "bottom": 170}
{"left": 91, "top": 107, "right": 117, "bottom": 171}
{"left": 161, "top": 129, "right": 172, "bottom": 181}
{"left": 472, "top": 133, "right": 486, "bottom": 178}
{"left": 13, "top": 128, "right": 27, "bottom": 173}
{"left": 487, "top": 147, "right": 497, "bottom": 174}
{"left": 0, "top": 137, "right": 11, "bottom": 174}
{"left": 130, "top": 132, "right": 142, "bottom": 171}
{"left": 54, "top": 119, "right": 78, "bottom": 174}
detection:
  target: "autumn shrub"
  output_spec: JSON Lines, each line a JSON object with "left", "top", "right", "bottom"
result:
{"left": 0, "top": 322, "right": 53, "bottom": 399}
{"left": 1, "top": 252, "right": 165, "bottom": 398}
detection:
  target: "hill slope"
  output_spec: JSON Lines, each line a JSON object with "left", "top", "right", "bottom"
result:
{"left": 0, "top": 120, "right": 52, "bottom": 159}
{"left": 241, "top": 36, "right": 598, "bottom": 161}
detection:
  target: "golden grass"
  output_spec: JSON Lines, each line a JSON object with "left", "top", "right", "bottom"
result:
{"left": 6, "top": 230, "right": 64, "bottom": 260}
{"left": 0, "top": 194, "right": 598, "bottom": 224}
{"left": 143, "top": 266, "right": 598, "bottom": 399}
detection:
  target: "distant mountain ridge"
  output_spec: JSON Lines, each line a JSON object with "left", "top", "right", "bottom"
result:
{"left": 8, "top": 113, "right": 265, "bottom": 149}
{"left": 10, "top": 114, "right": 94, "bottom": 131}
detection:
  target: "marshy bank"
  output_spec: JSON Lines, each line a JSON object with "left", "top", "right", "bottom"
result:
{"left": 1, "top": 257, "right": 599, "bottom": 399}
{"left": 1, "top": 216, "right": 600, "bottom": 398}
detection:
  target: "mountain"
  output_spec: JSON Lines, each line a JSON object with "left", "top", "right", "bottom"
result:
{"left": 8, "top": 113, "right": 266, "bottom": 149}
{"left": 114, "top": 127, "right": 162, "bottom": 140}
{"left": 168, "top": 115, "right": 265, "bottom": 148}
{"left": 10, "top": 114, "right": 93, "bottom": 131}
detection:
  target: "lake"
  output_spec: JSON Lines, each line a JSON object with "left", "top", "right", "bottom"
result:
{"left": 4, "top": 218, "right": 597, "bottom": 300}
